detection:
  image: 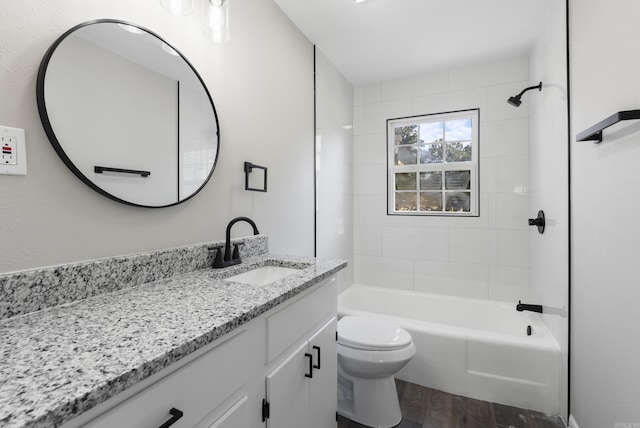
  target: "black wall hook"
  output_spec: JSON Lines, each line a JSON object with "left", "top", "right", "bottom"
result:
{"left": 528, "top": 210, "right": 545, "bottom": 234}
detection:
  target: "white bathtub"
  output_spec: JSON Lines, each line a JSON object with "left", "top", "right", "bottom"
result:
{"left": 338, "top": 284, "right": 561, "bottom": 415}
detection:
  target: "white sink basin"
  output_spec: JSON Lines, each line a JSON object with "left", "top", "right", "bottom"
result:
{"left": 224, "top": 265, "right": 302, "bottom": 286}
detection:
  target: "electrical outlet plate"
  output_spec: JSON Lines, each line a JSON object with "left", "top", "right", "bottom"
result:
{"left": 0, "top": 126, "right": 26, "bottom": 175}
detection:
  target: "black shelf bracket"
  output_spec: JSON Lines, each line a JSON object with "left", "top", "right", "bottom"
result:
{"left": 576, "top": 109, "right": 640, "bottom": 143}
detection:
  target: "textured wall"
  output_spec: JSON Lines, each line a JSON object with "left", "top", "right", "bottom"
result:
{"left": 0, "top": 0, "right": 315, "bottom": 273}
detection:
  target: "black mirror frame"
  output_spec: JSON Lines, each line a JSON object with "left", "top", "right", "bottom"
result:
{"left": 36, "top": 19, "right": 220, "bottom": 208}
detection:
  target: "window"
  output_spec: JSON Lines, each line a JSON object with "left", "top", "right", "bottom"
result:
{"left": 387, "top": 109, "right": 479, "bottom": 216}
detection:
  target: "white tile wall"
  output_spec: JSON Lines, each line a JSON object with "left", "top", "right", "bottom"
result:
{"left": 354, "top": 255, "right": 413, "bottom": 290}
{"left": 449, "top": 57, "right": 529, "bottom": 91}
{"left": 481, "top": 118, "right": 529, "bottom": 158}
{"left": 353, "top": 82, "right": 381, "bottom": 106}
{"left": 413, "top": 87, "right": 487, "bottom": 118}
{"left": 448, "top": 228, "right": 494, "bottom": 265}
{"left": 380, "top": 71, "right": 449, "bottom": 101}
{"left": 353, "top": 133, "right": 386, "bottom": 165}
{"left": 482, "top": 156, "right": 530, "bottom": 194}
{"left": 413, "top": 261, "right": 489, "bottom": 299}
{"left": 352, "top": 56, "right": 533, "bottom": 303}
{"left": 486, "top": 81, "right": 530, "bottom": 121}
{"left": 354, "top": 163, "right": 386, "bottom": 196}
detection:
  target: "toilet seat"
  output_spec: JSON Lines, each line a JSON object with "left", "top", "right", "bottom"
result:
{"left": 338, "top": 316, "right": 412, "bottom": 351}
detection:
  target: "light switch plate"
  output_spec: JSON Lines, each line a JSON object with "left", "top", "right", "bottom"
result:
{"left": 0, "top": 126, "right": 26, "bottom": 175}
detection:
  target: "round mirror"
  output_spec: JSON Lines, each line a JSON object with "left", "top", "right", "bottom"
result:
{"left": 36, "top": 20, "right": 220, "bottom": 208}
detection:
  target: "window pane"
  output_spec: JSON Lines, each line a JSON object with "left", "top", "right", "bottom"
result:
{"left": 395, "top": 173, "right": 416, "bottom": 190}
{"left": 395, "top": 192, "right": 417, "bottom": 211}
{"left": 419, "top": 171, "right": 442, "bottom": 190}
{"left": 419, "top": 144, "right": 443, "bottom": 164}
{"left": 445, "top": 141, "right": 472, "bottom": 162}
{"left": 445, "top": 118, "right": 472, "bottom": 141}
{"left": 419, "top": 122, "right": 443, "bottom": 143}
{"left": 419, "top": 192, "right": 443, "bottom": 211}
{"left": 395, "top": 125, "right": 419, "bottom": 145}
{"left": 445, "top": 170, "right": 471, "bottom": 190}
{"left": 445, "top": 192, "right": 471, "bottom": 212}
{"left": 395, "top": 146, "right": 417, "bottom": 165}
{"left": 388, "top": 110, "right": 478, "bottom": 216}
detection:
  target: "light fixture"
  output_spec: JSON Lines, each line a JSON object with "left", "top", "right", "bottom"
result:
{"left": 204, "top": 0, "right": 230, "bottom": 43}
{"left": 159, "top": 0, "right": 193, "bottom": 16}
{"left": 507, "top": 82, "right": 542, "bottom": 107}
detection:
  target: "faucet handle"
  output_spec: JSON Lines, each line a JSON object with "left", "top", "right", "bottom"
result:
{"left": 232, "top": 243, "right": 244, "bottom": 260}
{"left": 212, "top": 245, "right": 225, "bottom": 268}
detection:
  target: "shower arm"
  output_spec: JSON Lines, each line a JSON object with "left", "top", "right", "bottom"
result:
{"left": 516, "top": 82, "right": 542, "bottom": 98}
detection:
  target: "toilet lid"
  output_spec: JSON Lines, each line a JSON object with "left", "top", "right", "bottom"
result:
{"left": 338, "top": 316, "right": 412, "bottom": 351}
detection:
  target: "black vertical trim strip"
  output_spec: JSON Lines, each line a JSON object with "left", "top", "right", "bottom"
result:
{"left": 565, "top": 0, "right": 572, "bottom": 422}
{"left": 177, "top": 81, "right": 181, "bottom": 202}
{"left": 313, "top": 45, "right": 318, "bottom": 257}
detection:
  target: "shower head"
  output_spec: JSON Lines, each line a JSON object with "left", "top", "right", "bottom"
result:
{"left": 507, "top": 96, "right": 522, "bottom": 107}
{"left": 507, "top": 82, "right": 542, "bottom": 107}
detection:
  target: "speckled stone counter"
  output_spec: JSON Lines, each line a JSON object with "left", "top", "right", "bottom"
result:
{"left": 0, "top": 253, "right": 346, "bottom": 428}
{"left": 0, "top": 235, "right": 268, "bottom": 320}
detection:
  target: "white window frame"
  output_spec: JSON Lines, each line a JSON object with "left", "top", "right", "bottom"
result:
{"left": 387, "top": 109, "right": 480, "bottom": 216}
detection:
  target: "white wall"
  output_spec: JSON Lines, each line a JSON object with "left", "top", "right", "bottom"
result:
{"left": 352, "top": 57, "right": 532, "bottom": 302}
{"left": 0, "top": 0, "right": 315, "bottom": 273}
{"left": 571, "top": 0, "right": 640, "bottom": 426}
{"left": 528, "top": 0, "right": 569, "bottom": 421}
{"left": 315, "top": 49, "right": 354, "bottom": 293}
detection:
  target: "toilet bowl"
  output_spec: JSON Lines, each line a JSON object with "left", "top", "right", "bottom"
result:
{"left": 337, "top": 316, "right": 416, "bottom": 428}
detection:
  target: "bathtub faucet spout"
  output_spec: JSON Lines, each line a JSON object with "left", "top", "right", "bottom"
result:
{"left": 516, "top": 301, "right": 543, "bottom": 313}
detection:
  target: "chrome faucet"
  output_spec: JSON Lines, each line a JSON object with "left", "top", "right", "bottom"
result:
{"left": 212, "top": 217, "right": 260, "bottom": 268}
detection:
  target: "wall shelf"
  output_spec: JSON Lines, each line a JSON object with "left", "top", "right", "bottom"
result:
{"left": 577, "top": 109, "right": 640, "bottom": 143}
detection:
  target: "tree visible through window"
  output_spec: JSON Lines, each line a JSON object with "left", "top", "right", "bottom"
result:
{"left": 387, "top": 109, "right": 479, "bottom": 216}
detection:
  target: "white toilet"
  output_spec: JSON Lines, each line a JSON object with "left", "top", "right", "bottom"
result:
{"left": 337, "top": 316, "right": 416, "bottom": 428}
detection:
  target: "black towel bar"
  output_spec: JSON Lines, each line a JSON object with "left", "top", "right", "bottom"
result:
{"left": 94, "top": 166, "right": 150, "bottom": 177}
{"left": 576, "top": 109, "right": 640, "bottom": 143}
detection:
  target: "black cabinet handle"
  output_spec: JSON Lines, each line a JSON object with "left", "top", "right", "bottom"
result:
{"left": 304, "top": 352, "right": 313, "bottom": 378}
{"left": 312, "top": 345, "right": 321, "bottom": 370}
{"left": 158, "top": 408, "right": 184, "bottom": 428}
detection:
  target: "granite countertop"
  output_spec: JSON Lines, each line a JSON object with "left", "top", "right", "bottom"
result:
{"left": 0, "top": 254, "right": 346, "bottom": 428}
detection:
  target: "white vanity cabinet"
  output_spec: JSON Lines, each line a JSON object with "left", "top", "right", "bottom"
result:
{"left": 66, "top": 275, "right": 337, "bottom": 428}
{"left": 84, "top": 331, "right": 249, "bottom": 428}
{"left": 262, "top": 276, "right": 337, "bottom": 428}
{"left": 265, "top": 317, "right": 337, "bottom": 428}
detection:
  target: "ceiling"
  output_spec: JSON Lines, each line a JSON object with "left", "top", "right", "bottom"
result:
{"left": 273, "top": 0, "right": 555, "bottom": 86}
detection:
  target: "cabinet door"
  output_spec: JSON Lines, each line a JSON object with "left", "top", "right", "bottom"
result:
{"left": 266, "top": 341, "right": 310, "bottom": 428}
{"left": 207, "top": 395, "right": 248, "bottom": 428}
{"left": 308, "top": 317, "right": 338, "bottom": 428}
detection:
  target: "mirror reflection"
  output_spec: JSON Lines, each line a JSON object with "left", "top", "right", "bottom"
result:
{"left": 37, "top": 20, "right": 219, "bottom": 207}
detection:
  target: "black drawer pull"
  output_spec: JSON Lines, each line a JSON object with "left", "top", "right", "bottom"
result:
{"left": 304, "top": 352, "right": 313, "bottom": 378}
{"left": 158, "top": 408, "right": 184, "bottom": 428}
{"left": 312, "top": 345, "right": 321, "bottom": 370}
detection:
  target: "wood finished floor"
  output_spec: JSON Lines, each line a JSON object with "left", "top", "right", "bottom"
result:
{"left": 337, "top": 379, "right": 565, "bottom": 428}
